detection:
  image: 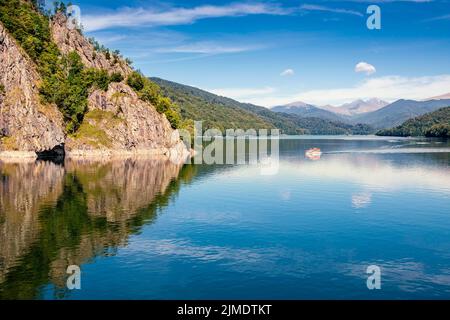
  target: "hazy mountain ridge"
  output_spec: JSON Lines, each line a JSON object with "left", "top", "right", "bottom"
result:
{"left": 275, "top": 97, "right": 450, "bottom": 129}
{"left": 320, "top": 98, "right": 388, "bottom": 116}
{"left": 354, "top": 99, "right": 450, "bottom": 129}
{"left": 426, "top": 92, "right": 450, "bottom": 100}
{"left": 271, "top": 102, "right": 348, "bottom": 123}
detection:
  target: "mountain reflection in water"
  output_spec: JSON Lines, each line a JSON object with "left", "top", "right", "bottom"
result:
{"left": 0, "top": 158, "right": 193, "bottom": 299}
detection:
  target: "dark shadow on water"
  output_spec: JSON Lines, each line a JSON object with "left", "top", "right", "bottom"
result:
{"left": 36, "top": 144, "right": 65, "bottom": 165}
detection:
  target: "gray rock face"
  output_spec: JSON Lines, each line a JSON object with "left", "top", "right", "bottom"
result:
{"left": 51, "top": 14, "right": 189, "bottom": 159}
{"left": 51, "top": 13, "right": 132, "bottom": 77}
{"left": 66, "top": 82, "right": 186, "bottom": 157}
{"left": 0, "top": 23, "right": 65, "bottom": 156}
{"left": 0, "top": 13, "right": 188, "bottom": 160}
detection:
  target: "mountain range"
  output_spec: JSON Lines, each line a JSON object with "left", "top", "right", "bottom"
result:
{"left": 153, "top": 78, "right": 374, "bottom": 135}
{"left": 354, "top": 98, "right": 450, "bottom": 129}
{"left": 271, "top": 102, "right": 347, "bottom": 122}
{"left": 320, "top": 98, "right": 388, "bottom": 116}
{"left": 271, "top": 97, "right": 450, "bottom": 129}
{"left": 155, "top": 76, "right": 450, "bottom": 134}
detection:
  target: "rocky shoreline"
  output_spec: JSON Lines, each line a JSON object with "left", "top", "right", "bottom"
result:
{"left": 0, "top": 142, "right": 192, "bottom": 164}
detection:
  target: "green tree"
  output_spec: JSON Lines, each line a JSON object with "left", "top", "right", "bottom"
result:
{"left": 425, "top": 123, "right": 450, "bottom": 137}
{"left": 126, "top": 71, "right": 145, "bottom": 91}
{"left": 110, "top": 72, "right": 124, "bottom": 83}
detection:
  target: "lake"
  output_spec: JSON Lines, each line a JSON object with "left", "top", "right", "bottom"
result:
{"left": 1, "top": 136, "right": 450, "bottom": 299}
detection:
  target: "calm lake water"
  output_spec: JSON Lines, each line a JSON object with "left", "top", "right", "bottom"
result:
{"left": 1, "top": 136, "right": 450, "bottom": 299}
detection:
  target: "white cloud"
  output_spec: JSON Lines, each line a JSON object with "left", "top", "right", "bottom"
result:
{"left": 209, "top": 87, "right": 276, "bottom": 99}
{"left": 355, "top": 62, "right": 377, "bottom": 75}
{"left": 83, "top": 3, "right": 292, "bottom": 32}
{"left": 280, "top": 69, "right": 295, "bottom": 76}
{"left": 230, "top": 74, "right": 450, "bottom": 107}
{"left": 301, "top": 4, "right": 363, "bottom": 17}
{"left": 297, "top": 75, "right": 450, "bottom": 105}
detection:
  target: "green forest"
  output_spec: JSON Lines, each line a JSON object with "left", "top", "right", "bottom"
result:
{"left": 376, "top": 107, "right": 450, "bottom": 137}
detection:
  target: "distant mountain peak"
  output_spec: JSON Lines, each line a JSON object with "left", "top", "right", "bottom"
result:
{"left": 319, "top": 98, "right": 388, "bottom": 116}
{"left": 283, "top": 101, "right": 315, "bottom": 108}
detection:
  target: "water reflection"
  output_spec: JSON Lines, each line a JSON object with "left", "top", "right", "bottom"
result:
{"left": 0, "top": 161, "right": 64, "bottom": 287}
{"left": 0, "top": 137, "right": 449, "bottom": 299}
{"left": 0, "top": 157, "right": 194, "bottom": 299}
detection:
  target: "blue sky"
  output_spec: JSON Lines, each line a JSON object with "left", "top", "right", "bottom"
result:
{"left": 62, "top": 0, "right": 450, "bottom": 106}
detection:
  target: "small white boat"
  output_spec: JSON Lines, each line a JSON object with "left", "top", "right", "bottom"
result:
{"left": 305, "top": 148, "right": 322, "bottom": 160}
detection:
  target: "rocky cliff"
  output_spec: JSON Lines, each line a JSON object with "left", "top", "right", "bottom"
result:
{"left": 0, "top": 9, "right": 189, "bottom": 161}
{"left": 0, "top": 22, "right": 65, "bottom": 158}
{"left": 51, "top": 13, "right": 132, "bottom": 77}
{"left": 51, "top": 14, "right": 189, "bottom": 159}
{"left": 65, "top": 82, "right": 185, "bottom": 158}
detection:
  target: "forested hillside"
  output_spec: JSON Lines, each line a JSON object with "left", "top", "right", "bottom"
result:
{"left": 376, "top": 107, "right": 450, "bottom": 137}
{"left": 151, "top": 78, "right": 273, "bottom": 131}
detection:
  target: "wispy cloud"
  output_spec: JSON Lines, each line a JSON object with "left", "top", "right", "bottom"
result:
{"left": 83, "top": 3, "right": 292, "bottom": 32}
{"left": 300, "top": 4, "right": 364, "bottom": 17}
{"left": 280, "top": 69, "right": 295, "bottom": 76}
{"left": 296, "top": 74, "right": 450, "bottom": 105}
{"left": 424, "top": 14, "right": 450, "bottom": 22}
{"left": 209, "top": 87, "right": 277, "bottom": 99}
{"left": 355, "top": 62, "right": 377, "bottom": 75}
{"left": 222, "top": 75, "right": 450, "bottom": 107}
{"left": 156, "top": 42, "right": 261, "bottom": 54}
{"left": 214, "top": 74, "right": 450, "bottom": 107}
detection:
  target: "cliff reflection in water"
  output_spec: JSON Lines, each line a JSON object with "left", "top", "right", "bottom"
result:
{"left": 0, "top": 157, "right": 195, "bottom": 299}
